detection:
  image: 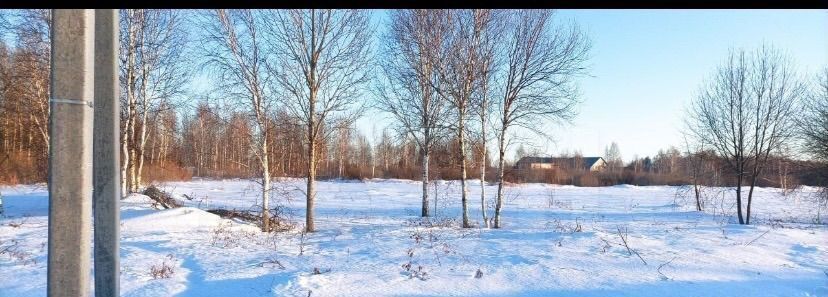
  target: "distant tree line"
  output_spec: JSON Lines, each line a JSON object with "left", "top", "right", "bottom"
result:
{"left": 514, "top": 144, "right": 823, "bottom": 190}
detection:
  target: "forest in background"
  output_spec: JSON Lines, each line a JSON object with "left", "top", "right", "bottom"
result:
{"left": 0, "top": 9, "right": 824, "bottom": 190}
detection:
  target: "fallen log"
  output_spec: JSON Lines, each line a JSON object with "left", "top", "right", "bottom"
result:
{"left": 206, "top": 208, "right": 295, "bottom": 232}
{"left": 142, "top": 186, "right": 182, "bottom": 209}
{"left": 206, "top": 209, "right": 259, "bottom": 222}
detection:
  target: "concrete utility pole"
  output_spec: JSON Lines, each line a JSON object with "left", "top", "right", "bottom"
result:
{"left": 48, "top": 9, "right": 95, "bottom": 297}
{"left": 93, "top": 9, "right": 120, "bottom": 297}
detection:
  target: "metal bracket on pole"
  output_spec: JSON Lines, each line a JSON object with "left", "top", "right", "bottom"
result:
{"left": 50, "top": 98, "right": 94, "bottom": 108}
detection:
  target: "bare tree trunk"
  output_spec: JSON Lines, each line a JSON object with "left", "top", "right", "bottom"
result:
{"left": 687, "top": 144, "right": 704, "bottom": 212}
{"left": 746, "top": 171, "right": 759, "bottom": 225}
{"left": 735, "top": 170, "right": 744, "bottom": 224}
{"left": 306, "top": 99, "right": 316, "bottom": 232}
{"left": 494, "top": 130, "right": 506, "bottom": 228}
{"left": 694, "top": 155, "right": 703, "bottom": 211}
{"left": 306, "top": 133, "right": 316, "bottom": 232}
{"left": 135, "top": 62, "right": 150, "bottom": 189}
{"left": 120, "top": 131, "right": 130, "bottom": 197}
{"left": 421, "top": 147, "right": 430, "bottom": 217}
{"left": 480, "top": 168, "right": 489, "bottom": 220}
{"left": 459, "top": 119, "right": 470, "bottom": 228}
{"left": 480, "top": 104, "right": 488, "bottom": 227}
{"left": 261, "top": 138, "right": 271, "bottom": 232}
{"left": 136, "top": 130, "right": 146, "bottom": 190}
{"left": 121, "top": 30, "right": 135, "bottom": 196}
{"left": 136, "top": 144, "right": 145, "bottom": 188}
{"left": 129, "top": 145, "right": 137, "bottom": 192}
{"left": 338, "top": 145, "right": 344, "bottom": 178}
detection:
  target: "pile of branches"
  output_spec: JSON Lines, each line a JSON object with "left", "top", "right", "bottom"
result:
{"left": 142, "top": 186, "right": 183, "bottom": 209}
{"left": 207, "top": 208, "right": 294, "bottom": 232}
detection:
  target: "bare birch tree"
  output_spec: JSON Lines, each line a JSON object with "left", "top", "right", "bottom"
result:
{"left": 469, "top": 10, "right": 502, "bottom": 228}
{"left": 433, "top": 9, "right": 496, "bottom": 228}
{"left": 268, "top": 9, "right": 372, "bottom": 232}
{"left": 199, "top": 9, "right": 277, "bottom": 231}
{"left": 120, "top": 9, "right": 141, "bottom": 195}
{"left": 492, "top": 10, "right": 590, "bottom": 228}
{"left": 688, "top": 45, "right": 804, "bottom": 225}
{"left": 376, "top": 10, "right": 452, "bottom": 217}
{"left": 119, "top": 9, "right": 189, "bottom": 194}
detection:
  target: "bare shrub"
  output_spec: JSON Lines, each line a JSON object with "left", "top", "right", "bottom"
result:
{"left": 548, "top": 218, "right": 583, "bottom": 233}
{"left": 400, "top": 223, "right": 462, "bottom": 280}
{"left": 546, "top": 189, "right": 572, "bottom": 209}
{"left": 297, "top": 228, "right": 309, "bottom": 256}
{"left": 0, "top": 239, "right": 33, "bottom": 264}
{"left": 474, "top": 268, "right": 484, "bottom": 279}
{"left": 208, "top": 222, "right": 259, "bottom": 248}
{"left": 405, "top": 216, "right": 458, "bottom": 229}
{"left": 401, "top": 248, "right": 428, "bottom": 281}
{"left": 149, "top": 254, "right": 176, "bottom": 279}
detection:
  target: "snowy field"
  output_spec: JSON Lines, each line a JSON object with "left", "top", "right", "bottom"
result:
{"left": 1, "top": 179, "right": 827, "bottom": 297}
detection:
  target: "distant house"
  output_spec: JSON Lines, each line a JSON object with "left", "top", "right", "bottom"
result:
{"left": 515, "top": 156, "right": 607, "bottom": 172}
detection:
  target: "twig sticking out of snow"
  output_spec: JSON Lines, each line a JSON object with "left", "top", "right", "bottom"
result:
{"left": 0, "top": 239, "right": 18, "bottom": 255}
{"left": 0, "top": 239, "right": 32, "bottom": 264}
{"left": 657, "top": 256, "right": 677, "bottom": 280}
{"left": 260, "top": 257, "right": 285, "bottom": 269}
{"left": 298, "top": 229, "right": 308, "bottom": 256}
{"left": 744, "top": 229, "right": 771, "bottom": 246}
{"left": 617, "top": 226, "right": 647, "bottom": 266}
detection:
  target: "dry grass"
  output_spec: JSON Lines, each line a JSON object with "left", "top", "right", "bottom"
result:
{"left": 149, "top": 254, "right": 176, "bottom": 279}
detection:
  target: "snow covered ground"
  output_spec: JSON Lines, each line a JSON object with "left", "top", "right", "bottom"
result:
{"left": 1, "top": 179, "right": 826, "bottom": 297}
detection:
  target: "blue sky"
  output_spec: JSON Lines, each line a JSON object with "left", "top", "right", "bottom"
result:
{"left": 179, "top": 10, "right": 826, "bottom": 162}
{"left": 358, "top": 9, "right": 828, "bottom": 162}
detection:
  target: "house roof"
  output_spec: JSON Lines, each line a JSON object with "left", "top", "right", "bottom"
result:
{"left": 516, "top": 156, "right": 605, "bottom": 169}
